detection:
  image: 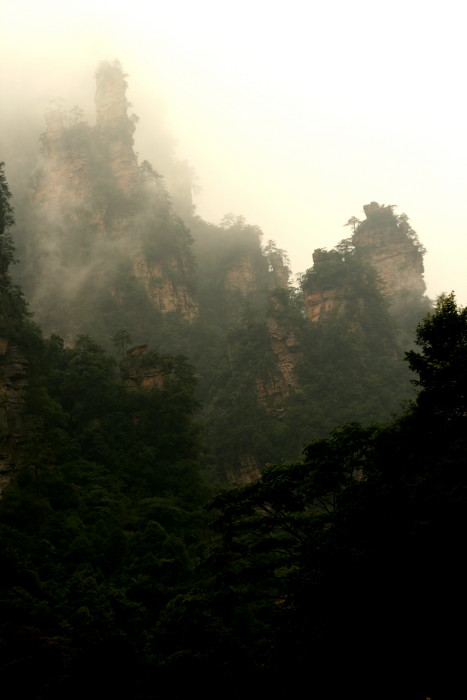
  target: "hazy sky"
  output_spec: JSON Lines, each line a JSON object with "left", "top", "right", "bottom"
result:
{"left": 2, "top": 0, "right": 466, "bottom": 303}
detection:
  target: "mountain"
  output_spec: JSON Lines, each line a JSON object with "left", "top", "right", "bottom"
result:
{"left": 1, "top": 66, "right": 450, "bottom": 700}
{"left": 7, "top": 61, "right": 430, "bottom": 485}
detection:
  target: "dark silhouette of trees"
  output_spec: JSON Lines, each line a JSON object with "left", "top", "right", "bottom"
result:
{"left": 203, "top": 293, "right": 467, "bottom": 698}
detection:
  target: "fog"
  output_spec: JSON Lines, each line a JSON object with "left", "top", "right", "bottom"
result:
{"left": 2, "top": 0, "right": 467, "bottom": 303}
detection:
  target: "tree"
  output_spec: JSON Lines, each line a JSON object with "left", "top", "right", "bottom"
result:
{"left": 406, "top": 292, "right": 467, "bottom": 416}
{"left": 112, "top": 329, "right": 131, "bottom": 360}
{"left": 0, "top": 162, "right": 15, "bottom": 274}
{"left": 344, "top": 215, "right": 361, "bottom": 232}
{"left": 0, "top": 164, "right": 28, "bottom": 334}
{"left": 202, "top": 292, "right": 467, "bottom": 697}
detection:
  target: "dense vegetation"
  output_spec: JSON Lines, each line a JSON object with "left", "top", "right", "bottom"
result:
{"left": 2, "top": 242, "right": 466, "bottom": 698}
{"left": 0, "top": 334, "right": 210, "bottom": 698}
{"left": 204, "top": 292, "right": 467, "bottom": 698}
{"left": 1, "top": 163, "right": 209, "bottom": 696}
{"left": 1, "top": 67, "right": 454, "bottom": 695}
{"left": 1, "top": 148, "right": 466, "bottom": 697}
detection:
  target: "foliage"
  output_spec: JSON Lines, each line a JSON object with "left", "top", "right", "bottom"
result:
{"left": 111, "top": 329, "right": 131, "bottom": 360}
{"left": 0, "top": 330, "right": 210, "bottom": 697}
{"left": 196, "top": 294, "right": 467, "bottom": 697}
{"left": 407, "top": 292, "right": 467, "bottom": 415}
{"left": 140, "top": 159, "right": 163, "bottom": 182}
{"left": 0, "top": 162, "right": 15, "bottom": 242}
{"left": 300, "top": 241, "right": 374, "bottom": 292}
{"left": 0, "top": 162, "right": 17, "bottom": 280}
{"left": 0, "top": 163, "right": 29, "bottom": 336}
{"left": 262, "top": 239, "right": 290, "bottom": 271}
{"left": 351, "top": 201, "right": 427, "bottom": 255}
{"left": 1, "top": 151, "right": 453, "bottom": 697}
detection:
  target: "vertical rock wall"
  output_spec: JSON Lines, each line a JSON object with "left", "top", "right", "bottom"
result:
{"left": 95, "top": 61, "right": 140, "bottom": 194}
{"left": 33, "top": 108, "right": 92, "bottom": 215}
{"left": 353, "top": 202, "right": 426, "bottom": 300}
{"left": 28, "top": 60, "right": 198, "bottom": 322}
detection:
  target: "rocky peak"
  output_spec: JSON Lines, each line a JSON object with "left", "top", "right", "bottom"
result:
{"left": 302, "top": 204, "right": 427, "bottom": 323}
{"left": 264, "top": 242, "right": 291, "bottom": 289}
{"left": 352, "top": 202, "right": 426, "bottom": 299}
{"left": 223, "top": 247, "right": 290, "bottom": 301}
{"left": 302, "top": 249, "right": 353, "bottom": 323}
{"left": 95, "top": 61, "right": 132, "bottom": 132}
{"left": 94, "top": 60, "right": 139, "bottom": 193}
{"left": 23, "top": 61, "right": 198, "bottom": 326}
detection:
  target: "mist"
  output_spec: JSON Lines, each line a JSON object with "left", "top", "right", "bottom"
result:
{"left": 2, "top": 0, "right": 467, "bottom": 303}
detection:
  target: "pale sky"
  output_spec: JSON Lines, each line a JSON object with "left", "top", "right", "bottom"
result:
{"left": 2, "top": 0, "right": 466, "bottom": 304}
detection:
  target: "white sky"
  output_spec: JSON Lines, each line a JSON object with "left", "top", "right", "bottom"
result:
{"left": 2, "top": 0, "right": 466, "bottom": 304}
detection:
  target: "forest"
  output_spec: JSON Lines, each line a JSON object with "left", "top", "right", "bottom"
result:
{"left": 1, "top": 61, "right": 465, "bottom": 700}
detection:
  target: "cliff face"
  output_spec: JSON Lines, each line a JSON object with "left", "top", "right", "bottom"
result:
{"left": 0, "top": 339, "right": 29, "bottom": 493}
{"left": 223, "top": 249, "right": 290, "bottom": 298}
{"left": 34, "top": 109, "right": 93, "bottom": 216}
{"left": 303, "top": 249, "right": 353, "bottom": 323}
{"left": 303, "top": 204, "right": 427, "bottom": 323}
{"left": 94, "top": 61, "right": 139, "bottom": 194}
{"left": 133, "top": 256, "right": 198, "bottom": 320}
{"left": 224, "top": 256, "right": 258, "bottom": 296}
{"left": 227, "top": 453, "right": 261, "bottom": 485}
{"left": 25, "top": 60, "right": 197, "bottom": 328}
{"left": 352, "top": 202, "right": 426, "bottom": 300}
{"left": 304, "top": 287, "right": 351, "bottom": 323}
{"left": 256, "top": 298, "right": 302, "bottom": 409}
{"left": 120, "top": 344, "right": 169, "bottom": 391}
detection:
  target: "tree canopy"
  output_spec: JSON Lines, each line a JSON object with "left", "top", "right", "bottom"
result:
{"left": 198, "top": 293, "right": 467, "bottom": 698}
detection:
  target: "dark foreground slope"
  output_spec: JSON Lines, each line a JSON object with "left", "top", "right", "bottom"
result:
{"left": 191, "top": 293, "right": 467, "bottom": 699}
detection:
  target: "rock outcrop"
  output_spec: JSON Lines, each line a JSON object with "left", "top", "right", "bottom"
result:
{"left": 303, "top": 204, "right": 427, "bottom": 324}
{"left": 34, "top": 108, "right": 93, "bottom": 216}
{"left": 224, "top": 247, "right": 290, "bottom": 299}
{"left": 224, "top": 256, "right": 258, "bottom": 296}
{"left": 133, "top": 256, "right": 198, "bottom": 320}
{"left": 227, "top": 453, "right": 261, "bottom": 485}
{"left": 353, "top": 202, "right": 426, "bottom": 300}
{"left": 303, "top": 249, "right": 353, "bottom": 323}
{"left": 304, "top": 286, "right": 352, "bottom": 323}
{"left": 257, "top": 297, "right": 302, "bottom": 409}
{"left": 95, "top": 60, "right": 139, "bottom": 194}
{"left": 120, "top": 344, "right": 173, "bottom": 391}
{"left": 268, "top": 255, "right": 290, "bottom": 289}
{"left": 27, "top": 60, "right": 198, "bottom": 326}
